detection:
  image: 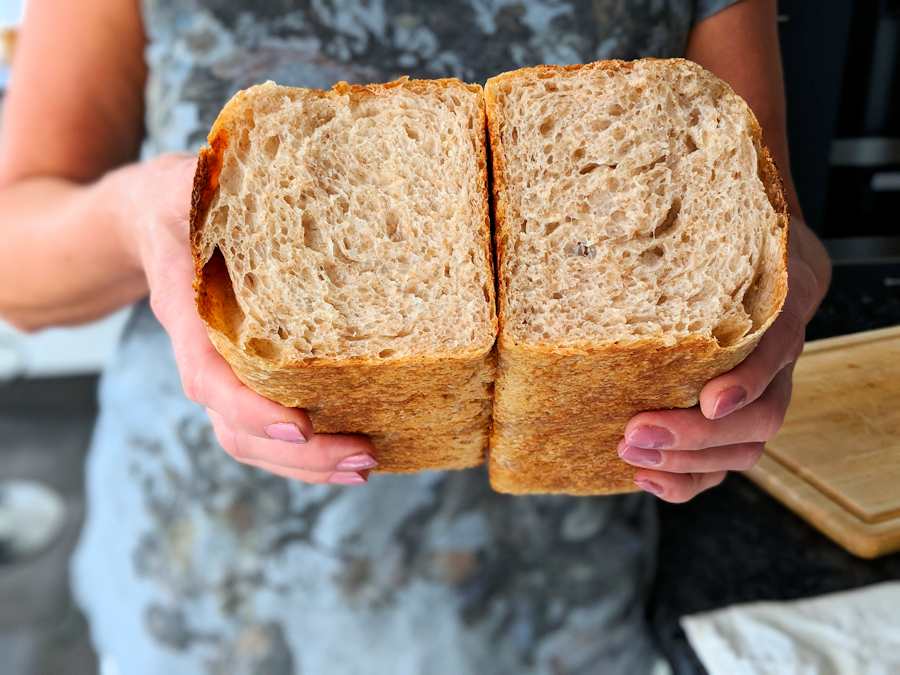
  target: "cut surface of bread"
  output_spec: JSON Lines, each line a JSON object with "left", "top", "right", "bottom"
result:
{"left": 191, "top": 77, "right": 497, "bottom": 472}
{"left": 485, "top": 59, "right": 788, "bottom": 494}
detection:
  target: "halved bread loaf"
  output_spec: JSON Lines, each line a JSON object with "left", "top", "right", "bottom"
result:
{"left": 190, "top": 78, "right": 497, "bottom": 472}
{"left": 485, "top": 59, "right": 789, "bottom": 494}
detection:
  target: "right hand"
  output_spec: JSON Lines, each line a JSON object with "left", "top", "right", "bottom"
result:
{"left": 116, "top": 153, "right": 378, "bottom": 485}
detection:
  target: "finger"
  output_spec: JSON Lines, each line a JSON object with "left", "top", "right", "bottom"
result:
{"left": 625, "top": 366, "right": 793, "bottom": 450}
{"left": 618, "top": 439, "right": 764, "bottom": 474}
{"left": 208, "top": 411, "right": 370, "bottom": 485}
{"left": 207, "top": 409, "right": 377, "bottom": 473}
{"left": 150, "top": 256, "right": 314, "bottom": 442}
{"left": 699, "top": 258, "right": 819, "bottom": 420}
{"left": 633, "top": 470, "right": 726, "bottom": 503}
{"left": 241, "top": 458, "right": 370, "bottom": 486}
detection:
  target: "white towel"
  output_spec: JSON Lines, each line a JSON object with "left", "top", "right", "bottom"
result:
{"left": 681, "top": 582, "right": 900, "bottom": 675}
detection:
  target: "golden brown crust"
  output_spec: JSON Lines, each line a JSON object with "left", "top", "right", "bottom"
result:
{"left": 485, "top": 58, "right": 790, "bottom": 495}
{"left": 190, "top": 76, "right": 497, "bottom": 472}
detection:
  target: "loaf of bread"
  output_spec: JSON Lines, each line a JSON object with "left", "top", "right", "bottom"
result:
{"left": 484, "top": 59, "right": 789, "bottom": 495}
{"left": 190, "top": 78, "right": 497, "bottom": 472}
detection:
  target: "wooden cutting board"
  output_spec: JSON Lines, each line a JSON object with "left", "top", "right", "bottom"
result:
{"left": 746, "top": 325, "right": 900, "bottom": 559}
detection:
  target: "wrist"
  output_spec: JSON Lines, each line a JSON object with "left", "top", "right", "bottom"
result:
{"left": 100, "top": 161, "right": 150, "bottom": 283}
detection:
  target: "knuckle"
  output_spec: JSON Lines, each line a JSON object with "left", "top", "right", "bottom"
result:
{"left": 662, "top": 451, "right": 688, "bottom": 474}
{"left": 765, "top": 404, "right": 787, "bottom": 440}
{"left": 227, "top": 432, "right": 248, "bottom": 461}
{"left": 739, "top": 445, "right": 764, "bottom": 471}
{"left": 181, "top": 368, "right": 203, "bottom": 403}
{"left": 211, "top": 425, "right": 236, "bottom": 457}
{"left": 667, "top": 481, "right": 695, "bottom": 504}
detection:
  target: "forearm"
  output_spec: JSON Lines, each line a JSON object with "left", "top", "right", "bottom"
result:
{"left": 0, "top": 170, "right": 147, "bottom": 331}
{"left": 685, "top": 0, "right": 831, "bottom": 295}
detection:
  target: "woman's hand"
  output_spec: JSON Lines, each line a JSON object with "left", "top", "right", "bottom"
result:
{"left": 618, "top": 219, "right": 831, "bottom": 503}
{"left": 120, "top": 153, "right": 378, "bottom": 485}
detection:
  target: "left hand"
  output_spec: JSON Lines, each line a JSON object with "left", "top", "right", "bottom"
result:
{"left": 618, "top": 220, "right": 831, "bottom": 503}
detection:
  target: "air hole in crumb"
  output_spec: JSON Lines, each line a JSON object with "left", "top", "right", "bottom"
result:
{"left": 482, "top": 285, "right": 491, "bottom": 303}
{"left": 685, "top": 135, "right": 698, "bottom": 153}
{"left": 653, "top": 198, "right": 681, "bottom": 238}
{"left": 689, "top": 109, "right": 700, "bottom": 126}
{"left": 612, "top": 127, "right": 625, "bottom": 141}
{"left": 211, "top": 206, "right": 229, "bottom": 229}
{"left": 572, "top": 147, "right": 585, "bottom": 161}
{"left": 238, "top": 128, "right": 251, "bottom": 154}
{"left": 571, "top": 241, "right": 597, "bottom": 258}
{"left": 713, "top": 317, "right": 749, "bottom": 347}
{"left": 243, "top": 273, "right": 256, "bottom": 290}
{"left": 551, "top": 292, "right": 562, "bottom": 300}
{"left": 579, "top": 163, "right": 601, "bottom": 175}
{"left": 539, "top": 117, "right": 555, "bottom": 136}
{"left": 404, "top": 124, "right": 420, "bottom": 141}
{"left": 609, "top": 104, "right": 624, "bottom": 116}
{"left": 378, "top": 349, "right": 395, "bottom": 358}
{"left": 277, "top": 326, "right": 289, "bottom": 340}
{"left": 687, "top": 320, "right": 704, "bottom": 332}
{"left": 545, "top": 221, "right": 561, "bottom": 235}
{"left": 656, "top": 294, "right": 668, "bottom": 305}
{"left": 302, "top": 212, "right": 327, "bottom": 253}
{"left": 444, "top": 263, "right": 451, "bottom": 277}
{"left": 511, "top": 128, "right": 518, "bottom": 143}
{"left": 244, "top": 192, "right": 256, "bottom": 213}
{"left": 591, "top": 118, "right": 611, "bottom": 132}
{"left": 639, "top": 246, "right": 665, "bottom": 266}
{"left": 740, "top": 275, "right": 764, "bottom": 329}
{"left": 386, "top": 211, "right": 402, "bottom": 241}
{"left": 262, "top": 135, "right": 281, "bottom": 159}
{"left": 247, "top": 337, "right": 279, "bottom": 359}
{"left": 544, "top": 82, "right": 558, "bottom": 92}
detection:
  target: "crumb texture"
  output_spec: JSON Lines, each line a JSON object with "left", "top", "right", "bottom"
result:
{"left": 490, "top": 59, "right": 785, "bottom": 348}
{"left": 197, "top": 80, "right": 494, "bottom": 362}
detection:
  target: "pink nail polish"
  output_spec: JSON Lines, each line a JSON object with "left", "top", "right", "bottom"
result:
{"left": 712, "top": 386, "right": 748, "bottom": 419}
{"left": 626, "top": 425, "right": 674, "bottom": 449}
{"left": 329, "top": 471, "right": 367, "bottom": 485}
{"left": 335, "top": 454, "right": 378, "bottom": 471}
{"left": 265, "top": 422, "right": 307, "bottom": 443}
{"left": 620, "top": 446, "right": 662, "bottom": 467}
{"left": 634, "top": 478, "right": 664, "bottom": 497}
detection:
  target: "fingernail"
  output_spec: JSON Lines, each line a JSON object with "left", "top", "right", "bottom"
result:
{"left": 335, "top": 454, "right": 378, "bottom": 471}
{"left": 329, "top": 471, "right": 367, "bottom": 485}
{"left": 265, "top": 422, "right": 307, "bottom": 443}
{"left": 712, "top": 386, "right": 748, "bottom": 419}
{"left": 626, "top": 425, "right": 674, "bottom": 449}
{"left": 635, "top": 479, "right": 664, "bottom": 497}
{"left": 620, "top": 446, "right": 662, "bottom": 467}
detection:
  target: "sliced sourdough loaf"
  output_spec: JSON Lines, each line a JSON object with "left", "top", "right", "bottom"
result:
{"left": 485, "top": 59, "right": 789, "bottom": 494}
{"left": 190, "top": 78, "right": 497, "bottom": 472}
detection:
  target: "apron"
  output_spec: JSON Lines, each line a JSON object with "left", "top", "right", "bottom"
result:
{"left": 72, "top": 1, "right": 738, "bottom": 673}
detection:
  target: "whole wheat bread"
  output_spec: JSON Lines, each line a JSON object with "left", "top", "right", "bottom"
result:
{"left": 485, "top": 59, "right": 789, "bottom": 495}
{"left": 190, "top": 78, "right": 497, "bottom": 472}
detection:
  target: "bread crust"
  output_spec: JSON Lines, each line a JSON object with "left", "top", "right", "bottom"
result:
{"left": 484, "top": 59, "right": 789, "bottom": 494}
{"left": 190, "top": 77, "right": 497, "bottom": 472}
